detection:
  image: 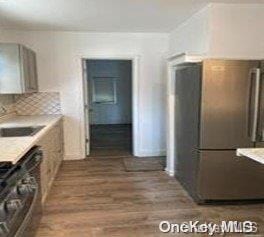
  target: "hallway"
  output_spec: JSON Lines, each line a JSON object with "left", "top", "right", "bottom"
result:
{"left": 90, "top": 124, "right": 132, "bottom": 157}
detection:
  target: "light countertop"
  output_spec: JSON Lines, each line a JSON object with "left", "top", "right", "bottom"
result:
{"left": 0, "top": 115, "right": 63, "bottom": 164}
{"left": 236, "top": 148, "right": 264, "bottom": 165}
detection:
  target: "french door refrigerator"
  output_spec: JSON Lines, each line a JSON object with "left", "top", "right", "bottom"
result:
{"left": 175, "top": 59, "right": 264, "bottom": 203}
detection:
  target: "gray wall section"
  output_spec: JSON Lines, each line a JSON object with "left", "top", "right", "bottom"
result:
{"left": 87, "top": 60, "right": 132, "bottom": 125}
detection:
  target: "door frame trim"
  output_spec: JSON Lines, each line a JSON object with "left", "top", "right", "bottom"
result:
{"left": 81, "top": 54, "right": 140, "bottom": 157}
{"left": 166, "top": 60, "right": 177, "bottom": 176}
{"left": 166, "top": 55, "right": 203, "bottom": 176}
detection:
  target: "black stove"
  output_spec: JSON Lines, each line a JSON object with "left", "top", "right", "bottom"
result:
{"left": 0, "top": 146, "right": 43, "bottom": 237}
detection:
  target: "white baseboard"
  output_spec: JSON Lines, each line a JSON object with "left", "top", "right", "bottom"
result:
{"left": 135, "top": 149, "right": 166, "bottom": 157}
{"left": 64, "top": 150, "right": 166, "bottom": 160}
{"left": 64, "top": 154, "right": 84, "bottom": 160}
{"left": 165, "top": 167, "right": 175, "bottom": 177}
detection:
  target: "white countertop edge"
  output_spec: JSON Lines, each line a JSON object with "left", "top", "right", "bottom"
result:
{"left": 0, "top": 115, "right": 63, "bottom": 164}
{"left": 13, "top": 116, "right": 62, "bottom": 164}
{"left": 236, "top": 148, "right": 264, "bottom": 165}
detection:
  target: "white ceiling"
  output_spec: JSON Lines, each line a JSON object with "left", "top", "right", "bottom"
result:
{"left": 0, "top": 0, "right": 263, "bottom": 32}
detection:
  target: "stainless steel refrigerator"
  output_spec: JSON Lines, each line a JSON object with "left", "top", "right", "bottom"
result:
{"left": 174, "top": 59, "right": 264, "bottom": 203}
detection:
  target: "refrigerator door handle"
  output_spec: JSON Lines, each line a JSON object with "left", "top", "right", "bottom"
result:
{"left": 249, "top": 68, "right": 261, "bottom": 142}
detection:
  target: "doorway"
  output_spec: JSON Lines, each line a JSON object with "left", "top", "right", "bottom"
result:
{"left": 84, "top": 59, "right": 133, "bottom": 157}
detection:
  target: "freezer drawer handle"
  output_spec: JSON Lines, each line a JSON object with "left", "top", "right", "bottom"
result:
{"left": 249, "top": 68, "right": 261, "bottom": 142}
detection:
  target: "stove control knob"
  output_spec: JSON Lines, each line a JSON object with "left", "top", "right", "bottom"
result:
{"left": 30, "top": 184, "right": 37, "bottom": 191}
{"left": 0, "top": 222, "right": 9, "bottom": 235}
{"left": 9, "top": 187, "right": 18, "bottom": 198}
{"left": 5, "top": 199, "right": 22, "bottom": 212}
{"left": 22, "top": 176, "right": 36, "bottom": 185}
{"left": 18, "top": 183, "right": 37, "bottom": 195}
{"left": 17, "top": 184, "right": 31, "bottom": 195}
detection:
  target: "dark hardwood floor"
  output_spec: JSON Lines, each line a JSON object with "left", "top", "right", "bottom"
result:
{"left": 89, "top": 124, "right": 132, "bottom": 157}
{"left": 36, "top": 158, "right": 264, "bottom": 237}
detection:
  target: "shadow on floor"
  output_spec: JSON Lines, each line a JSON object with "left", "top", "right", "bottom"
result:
{"left": 123, "top": 157, "right": 166, "bottom": 172}
{"left": 89, "top": 124, "right": 132, "bottom": 158}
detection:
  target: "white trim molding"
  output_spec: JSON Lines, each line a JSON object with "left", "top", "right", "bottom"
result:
{"left": 166, "top": 52, "right": 204, "bottom": 176}
{"left": 166, "top": 52, "right": 204, "bottom": 64}
{"left": 137, "top": 149, "right": 166, "bottom": 157}
{"left": 165, "top": 167, "right": 175, "bottom": 177}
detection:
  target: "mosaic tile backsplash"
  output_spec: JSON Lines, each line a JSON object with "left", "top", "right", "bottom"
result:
{"left": 0, "top": 95, "right": 16, "bottom": 117}
{"left": 14, "top": 92, "right": 61, "bottom": 115}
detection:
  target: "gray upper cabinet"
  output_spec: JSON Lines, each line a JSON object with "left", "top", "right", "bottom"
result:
{"left": 0, "top": 43, "right": 38, "bottom": 94}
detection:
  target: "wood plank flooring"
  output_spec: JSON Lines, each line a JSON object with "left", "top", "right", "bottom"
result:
{"left": 36, "top": 158, "right": 264, "bottom": 237}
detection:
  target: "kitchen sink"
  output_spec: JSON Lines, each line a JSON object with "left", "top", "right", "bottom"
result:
{"left": 0, "top": 126, "right": 45, "bottom": 137}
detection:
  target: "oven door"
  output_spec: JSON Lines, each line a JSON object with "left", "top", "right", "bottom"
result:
{"left": 14, "top": 151, "right": 43, "bottom": 237}
{"left": 7, "top": 148, "right": 43, "bottom": 237}
{"left": 3, "top": 178, "right": 42, "bottom": 237}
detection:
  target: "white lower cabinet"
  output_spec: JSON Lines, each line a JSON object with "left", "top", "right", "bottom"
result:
{"left": 37, "top": 120, "right": 64, "bottom": 204}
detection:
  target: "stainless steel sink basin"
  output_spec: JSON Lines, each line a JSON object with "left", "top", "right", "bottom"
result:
{"left": 0, "top": 126, "right": 45, "bottom": 137}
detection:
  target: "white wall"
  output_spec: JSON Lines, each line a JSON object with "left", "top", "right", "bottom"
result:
{"left": 209, "top": 3, "right": 264, "bottom": 59}
{"left": 169, "top": 5, "right": 211, "bottom": 56}
{"left": 87, "top": 60, "right": 132, "bottom": 125}
{"left": 0, "top": 30, "right": 168, "bottom": 159}
{"left": 169, "top": 3, "right": 264, "bottom": 58}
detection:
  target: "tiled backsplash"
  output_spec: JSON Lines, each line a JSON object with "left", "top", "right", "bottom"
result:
{"left": 0, "top": 95, "right": 16, "bottom": 117}
{"left": 0, "top": 92, "right": 61, "bottom": 117}
{"left": 15, "top": 92, "right": 61, "bottom": 115}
